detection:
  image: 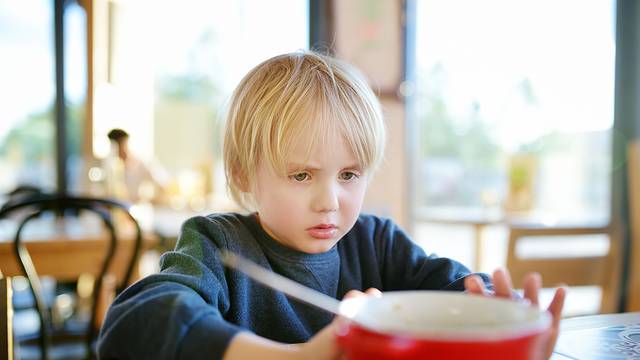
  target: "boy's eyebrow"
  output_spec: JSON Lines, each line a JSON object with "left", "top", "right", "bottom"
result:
{"left": 286, "top": 163, "right": 363, "bottom": 171}
{"left": 342, "top": 164, "right": 363, "bottom": 171}
{"left": 286, "top": 163, "right": 319, "bottom": 171}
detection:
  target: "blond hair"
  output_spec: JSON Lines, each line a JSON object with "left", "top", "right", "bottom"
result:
{"left": 223, "top": 51, "right": 385, "bottom": 210}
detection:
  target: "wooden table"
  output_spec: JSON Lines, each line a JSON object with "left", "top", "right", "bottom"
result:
{"left": 0, "top": 214, "right": 155, "bottom": 284}
{"left": 415, "top": 207, "right": 566, "bottom": 271}
{"left": 416, "top": 207, "right": 611, "bottom": 273}
{"left": 415, "top": 207, "right": 509, "bottom": 271}
{"left": 0, "top": 205, "right": 211, "bottom": 283}
{"left": 552, "top": 312, "right": 640, "bottom": 359}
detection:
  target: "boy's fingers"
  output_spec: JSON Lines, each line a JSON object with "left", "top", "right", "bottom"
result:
{"left": 343, "top": 288, "right": 382, "bottom": 300}
{"left": 464, "top": 275, "right": 486, "bottom": 295}
{"left": 522, "top": 272, "right": 542, "bottom": 306}
{"left": 543, "top": 287, "right": 567, "bottom": 359}
{"left": 343, "top": 290, "right": 366, "bottom": 299}
{"left": 492, "top": 267, "right": 514, "bottom": 299}
{"left": 333, "top": 314, "right": 349, "bottom": 329}
{"left": 364, "top": 288, "right": 382, "bottom": 297}
{"left": 547, "top": 286, "right": 566, "bottom": 321}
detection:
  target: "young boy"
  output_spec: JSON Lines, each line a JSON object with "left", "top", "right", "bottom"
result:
{"left": 97, "top": 51, "right": 564, "bottom": 360}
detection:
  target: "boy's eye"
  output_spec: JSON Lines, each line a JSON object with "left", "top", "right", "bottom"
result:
{"left": 340, "top": 172, "right": 358, "bottom": 181}
{"left": 290, "top": 172, "right": 310, "bottom": 182}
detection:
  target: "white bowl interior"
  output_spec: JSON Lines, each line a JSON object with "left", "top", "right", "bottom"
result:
{"left": 339, "top": 291, "right": 551, "bottom": 340}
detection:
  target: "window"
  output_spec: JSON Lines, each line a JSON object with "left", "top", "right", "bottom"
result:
{"left": 0, "top": 0, "right": 86, "bottom": 197}
{"left": 411, "top": 0, "right": 616, "bottom": 270}
{"left": 93, "top": 0, "right": 309, "bottom": 209}
{"left": 64, "top": 1, "right": 87, "bottom": 194}
{"left": 0, "top": 0, "right": 56, "bottom": 194}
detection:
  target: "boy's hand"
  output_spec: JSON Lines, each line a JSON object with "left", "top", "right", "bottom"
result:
{"left": 296, "top": 288, "right": 382, "bottom": 360}
{"left": 464, "top": 268, "right": 567, "bottom": 360}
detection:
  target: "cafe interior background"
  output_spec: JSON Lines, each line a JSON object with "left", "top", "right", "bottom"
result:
{"left": 1, "top": 0, "right": 639, "bottom": 339}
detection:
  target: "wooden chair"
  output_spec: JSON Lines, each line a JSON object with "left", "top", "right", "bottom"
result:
{"left": 506, "top": 222, "right": 622, "bottom": 313}
{"left": 0, "top": 194, "right": 142, "bottom": 360}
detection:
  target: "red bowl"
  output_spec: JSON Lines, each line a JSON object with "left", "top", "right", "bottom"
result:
{"left": 336, "top": 291, "right": 551, "bottom": 360}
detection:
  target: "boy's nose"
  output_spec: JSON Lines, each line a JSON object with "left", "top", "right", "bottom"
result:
{"left": 312, "top": 182, "right": 339, "bottom": 212}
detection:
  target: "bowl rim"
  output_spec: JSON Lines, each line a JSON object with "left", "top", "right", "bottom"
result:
{"left": 338, "top": 290, "right": 552, "bottom": 341}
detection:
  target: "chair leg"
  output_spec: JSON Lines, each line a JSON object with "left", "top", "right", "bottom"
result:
{"left": 94, "top": 274, "right": 116, "bottom": 331}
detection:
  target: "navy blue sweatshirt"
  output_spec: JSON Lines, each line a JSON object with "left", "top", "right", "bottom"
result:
{"left": 97, "top": 213, "right": 489, "bottom": 360}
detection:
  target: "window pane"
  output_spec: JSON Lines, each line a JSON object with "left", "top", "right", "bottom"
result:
{"left": 414, "top": 0, "right": 615, "bottom": 223}
{"left": 0, "top": 0, "right": 55, "bottom": 194}
{"left": 65, "top": 1, "right": 87, "bottom": 194}
{"left": 93, "top": 0, "right": 308, "bottom": 208}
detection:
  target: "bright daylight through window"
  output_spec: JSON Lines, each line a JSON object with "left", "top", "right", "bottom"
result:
{"left": 411, "top": 0, "right": 616, "bottom": 294}
{"left": 414, "top": 0, "right": 616, "bottom": 224}
{"left": 92, "top": 0, "right": 308, "bottom": 211}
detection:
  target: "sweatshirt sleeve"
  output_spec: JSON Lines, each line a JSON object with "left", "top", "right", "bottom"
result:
{"left": 97, "top": 216, "right": 243, "bottom": 360}
{"left": 375, "top": 217, "right": 492, "bottom": 292}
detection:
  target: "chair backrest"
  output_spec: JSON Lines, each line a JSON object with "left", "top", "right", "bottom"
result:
{"left": 506, "top": 222, "right": 621, "bottom": 313}
{"left": 0, "top": 194, "right": 142, "bottom": 360}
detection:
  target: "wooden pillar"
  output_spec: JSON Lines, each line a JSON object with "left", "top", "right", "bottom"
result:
{"left": 0, "top": 277, "right": 13, "bottom": 360}
{"left": 626, "top": 141, "right": 640, "bottom": 311}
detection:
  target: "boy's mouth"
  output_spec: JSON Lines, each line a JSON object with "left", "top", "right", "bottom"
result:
{"left": 307, "top": 224, "right": 338, "bottom": 239}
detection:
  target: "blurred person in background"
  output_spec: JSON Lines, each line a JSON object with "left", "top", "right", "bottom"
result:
{"left": 106, "top": 128, "right": 169, "bottom": 204}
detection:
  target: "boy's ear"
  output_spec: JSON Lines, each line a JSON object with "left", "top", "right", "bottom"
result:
{"left": 233, "top": 166, "right": 250, "bottom": 193}
{"left": 237, "top": 178, "right": 250, "bottom": 193}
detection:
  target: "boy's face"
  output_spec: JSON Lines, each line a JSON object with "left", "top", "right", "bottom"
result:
{"left": 252, "top": 132, "right": 369, "bottom": 254}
